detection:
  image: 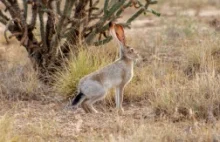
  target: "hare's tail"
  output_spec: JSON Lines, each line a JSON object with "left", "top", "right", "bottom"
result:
{"left": 72, "top": 92, "right": 85, "bottom": 106}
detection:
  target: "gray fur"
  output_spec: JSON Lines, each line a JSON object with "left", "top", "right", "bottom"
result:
{"left": 73, "top": 46, "right": 139, "bottom": 113}
{"left": 72, "top": 22, "right": 139, "bottom": 113}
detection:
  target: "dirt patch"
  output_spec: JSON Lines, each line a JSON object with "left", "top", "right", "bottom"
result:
{"left": 0, "top": 100, "right": 156, "bottom": 141}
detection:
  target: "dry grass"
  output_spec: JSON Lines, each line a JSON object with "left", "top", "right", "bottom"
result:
{"left": 53, "top": 45, "right": 116, "bottom": 98}
{"left": 120, "top": 14, "right": 220, "bottom": 119}
{"left": 80, "top": 120, "right": 220, "bottom": 142}
{"left": 0, "top": 38, "right": 52, "bottom": 101}
{"left": 0, "top": 63, "right": 43, "bottom": 100}
{"left": 1, "top": 0, "right": 220, "bottom": 141}
{"left": 1, "top": 101, "right": 220, "bottom": 142}
{"left": 0, "top": 114, "right": 16, "bottom": 142}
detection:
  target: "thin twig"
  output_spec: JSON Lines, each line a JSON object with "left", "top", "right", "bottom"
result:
{"left": 38, "top": 5, "right": 47, "bottom": 48}
{"left": 23, "top": 0, "right": 28, "bottom": 19}
{"left": 29, "top": 2, "right": 38, "bottom": 30}
{"left": 8, "top": 32, "right": 22, "bottom": 39}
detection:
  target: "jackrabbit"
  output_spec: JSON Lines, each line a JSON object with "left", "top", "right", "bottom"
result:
{"left": 71, "top": 22, "right": 139, "bottom": 113}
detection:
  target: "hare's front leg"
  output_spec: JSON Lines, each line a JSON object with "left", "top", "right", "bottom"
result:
{"left": 115, "top": 86, "right": 125, "bottom": 113}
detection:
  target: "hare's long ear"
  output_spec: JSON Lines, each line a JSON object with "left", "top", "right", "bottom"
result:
{"left": 109, "top": 22, "right": 126, "bottom": 47}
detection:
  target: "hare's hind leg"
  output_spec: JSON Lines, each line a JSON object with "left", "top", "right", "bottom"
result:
{"left": 82, "top": 99, "right": 90, "bottom": 113}
{"left": 82, "top": 99, "right": 98, "bottom": 113}
{"left": 81, "top": 81, "right": 106, "bottom": 113}
{"left": 83, "top": 90, "right": 106, "bottom": 113}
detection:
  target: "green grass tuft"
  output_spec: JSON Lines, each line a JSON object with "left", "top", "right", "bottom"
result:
{"left": 54, "top": 46, "right": 114, "bottom": 98}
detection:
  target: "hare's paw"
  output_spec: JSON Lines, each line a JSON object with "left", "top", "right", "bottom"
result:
{"left": 117, "top": 107, "right": 124, "bottom": 115}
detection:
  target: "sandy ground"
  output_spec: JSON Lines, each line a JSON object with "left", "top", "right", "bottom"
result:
{"left": 1, "top": 100, "right": 157, "bottom": 141}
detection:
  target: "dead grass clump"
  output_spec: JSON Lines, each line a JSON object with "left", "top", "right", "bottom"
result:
{"left": 0, "top": 63, "right": 46, "bottom": 101}
{"left": 148, "top": 69, "right": 220, "bottom": 120}
{"left": 182, "top": 32, "right": 220, "bottom": 77}
{"left": 54, "top": 45, "right": 115, "bottom": 98}
{"left": 0, "top": 36, "right": 53, "bottom": 101}
{"left": 183, "top": 46, "right": 203, "bottom": 77}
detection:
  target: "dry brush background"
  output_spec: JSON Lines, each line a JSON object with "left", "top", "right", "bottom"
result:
{"left": 1, "top": 0, "right": 220, "bottom": 141}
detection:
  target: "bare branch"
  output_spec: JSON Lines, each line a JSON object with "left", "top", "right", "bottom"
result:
{"left": 88, "top": 0, "right": 93, "bottom": 22}
{"left": 1, "top": 0, "right": 16, "bottom": 17}
{"left": 56, "top": 0, "right": 61, "bottom": 15}
{"left": 51, "top": 0, "right": 77, "bottom": 48}
{"left": 93, "top": 0, "right": 99, "bottom": 6}
{"left": 29, "top": 2, "right": 38, "bottom": 30}
{"left": 8, "top": 32, "right": 22, "bottom": 39}
{"left": 57, "top": 0, "right": 76, "bottom": 33}
{"left": 0, "top": 17, "right": 8, "bottom": 25}
{"left": 46, "top": 0, "right": 56, "bottom": 48}
{"left": 0, "top": 10, "right": 10, "bottom": 23}
{"left": 4, "top": 18, "right": 21, "bottom": 43}
{"left": 23, "top": 0, "right": 28, "bottom": 19}
{"left": 20, "top": 25, "right": 28, "bottom": 46}
{"left": 2, "top": 0, "right": 30, "bottom": 46}
{"left": 38, "top": 6, "right": 47, "bottom": 48}
{"left": 91, "top": 8, "right": 103, "bottom": 17}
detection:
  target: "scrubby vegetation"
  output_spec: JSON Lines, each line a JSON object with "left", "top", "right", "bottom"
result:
{"left": 54, "top": 46, "right": 114, "bottom": 98}
{"left": 1, "top": 0, "right": 220, "bottom": 141}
